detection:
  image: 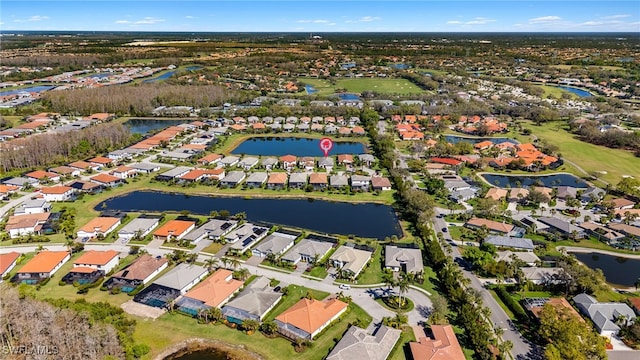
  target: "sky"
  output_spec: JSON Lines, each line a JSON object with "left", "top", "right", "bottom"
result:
{"left": 1, "top": 1, "right": 639, "bottom": 33}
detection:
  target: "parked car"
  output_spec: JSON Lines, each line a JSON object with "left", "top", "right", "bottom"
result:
{"left": 338, "top": 284, "right": 351, "bottom": 290}
{"left": 442, "top": 227, "right": 448, "bottom": 233}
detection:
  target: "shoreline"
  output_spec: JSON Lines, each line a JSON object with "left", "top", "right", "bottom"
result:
{"left": 219, "top": 132, "right": 370, "bottom": 156}
{"left": 560, "top": 246, "right": 640, "bottom": 260}
{"left": 154, "top": 338, "right": 265, "bottom": 360}
{"left": 475, "top": 171, "right": 591, "bottom": 188}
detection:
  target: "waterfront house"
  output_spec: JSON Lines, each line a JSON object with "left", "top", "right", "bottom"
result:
{"left": 288, "top": 172, "right": 308, "bottom": 189}
{"left": 238, "top": 157, "right": 259, "bottom": 170}
{"left": 318, "top": 157, "right": 334, "bottom": 169}
{"left": 371, "top": 176, "right": 392, "bottom": 191}
{"left": 538, "top": 217, "right": 585, "bottom": 239}
{"left": 219, "top": 155, "right": 240, "bottom": 168}
{"left": 330, "top": 174, "right": 349, "bottom": 189}
{"left": 330, "top": 244, "right": 373, "bottom": 279}
{"left": 309, "top": 173, "right": 328, "bottom": 190}
{"left": 350, "top": 175, "right": 371, "bottom": 191}
{"left": 118, "top": 217, "right": 160, "bottom": 243}
{"left": 275, "top": 298, "right": 348, "bottom": 340}
{"left": 281, "top": 238, "right": 334, "bottom": 265}
{"left": 176, "top": 269, "right": 243, "bottom": 315}
{"left": 245, "top": 172, "right": 268, "bottom": 188}
{"left": 251, "top": 232, "right": 296, "bottom": 258}
{"left": 267, "top": 172, "right": 288, "bottom": 189}
{"left": 183, "top": 218, "right": 238, "bottom": 243}
{"left": 219, "top": 171, "right": 246, "bottom": 187}
{"left": 279, "top": 155, "right": 297, "bottom": 170}
{"left": 260, "top": 157, "right": 278, "bottom": 170}
{"left": 153, "top": 220, "right": 196, "bottom": 242}
{"left": 77, "top": 217, "right": 121, "bottom": 240}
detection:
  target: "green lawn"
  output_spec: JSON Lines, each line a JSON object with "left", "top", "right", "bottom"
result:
{"left": 356, "top": 246, "right": 384, "bottom": 284}
{"left": 522, "top": 121, "right": 640, "bottom": 185}
{"left": 263, "top": 285, "right": 330, "bottom": 322}
{"left": 201, "top": 242, "right": 224, "bottom": 255}
{"left": 488, "top": 289, "right": 515, "bottom": 320}
{"left": 299, "top": 77, "right": 425, "bottom": 95}
{"left": 536, "top": 85, "right": 579, "bottom": 99}
{"left": 388, "top": 327, "right": 416, "bottom": 360}
{"left": 307, "top": 266, "right": 328, "bottom": 279}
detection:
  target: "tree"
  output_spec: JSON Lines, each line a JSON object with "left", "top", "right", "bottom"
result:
{"left": 241, "top": 319, "right": 260, "bottom": 333}
{"left": 260, "top": 321, "right": 278, "bottom": 336}
{"left": 204, "top": 257, "right": 219, "bottom": 272}
{"left": 229, "top": 257, "right": 241, "bottom": 270}
{"left": 397, "top": 276, "right": 410, "bottom": 310}
{"left": 429, "top": 293, "right": 449, "bottom": 325}
{"left": 234, "top": 267, "right": 250, "bottom": 281}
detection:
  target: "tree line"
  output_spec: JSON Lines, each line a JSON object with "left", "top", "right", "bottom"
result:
{"left": 1, "top": 123, "right": 135, "bottom": 172}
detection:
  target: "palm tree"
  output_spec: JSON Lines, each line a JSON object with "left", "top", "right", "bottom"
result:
{"left": 382, "top": 272, "right": 395, "bottom": 295}
{"left": 229, "top": 257, "right": 241, "bottom": 270}
{"left": 397, "top": 277, "right": 410, "bottom": 310}
{"left": 220, "top": 257, "right": 230, "bottom": 269}
{"left": 235, "top": 267, "right": 250, "bottom": 281}
{"left": 241, "top": 319, "right": 260, "bottom": 333}
{"left": 498, "top": 340, "right": 513, "bottom": 357}
{"left": 259, "top": 321, "right": 278, "bottom": 336}
{"left": 204, "top": 257, "right": 219, "bottom": 272}
{"left": 207, "top": 307, "right": 223, "bottom": 323}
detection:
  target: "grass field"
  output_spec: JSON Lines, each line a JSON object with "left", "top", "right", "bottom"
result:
{"left": 299, "top": 77, "right": 425, "bottom": 95}
{"left": 521, "top": 121, "right": 640, "bottom": 185}
{"left": 537, "top": 85, "right": 579, "bottom": 99}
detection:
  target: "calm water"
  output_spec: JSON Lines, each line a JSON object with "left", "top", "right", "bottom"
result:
{"left": 305, "top": 85, "right": 318, "bottom": 94}
{"left": 445, "top": 135, "right": 519, "bottom": 145}
{"left": 337, "top": 93, "right": 361, "bottom": 100}
{"left": 558, "top": 86, "right": 592, "bottom": 97}
{"left": 0, "top": 85, "right": 56, "bottom": 96}
{"left": 97, "top": 191, "right": 401, "bottom": 239}
{"left": 164, "top": 349, "right": 226, "bottom": 360}
{"left": 480, "top": 173, "right": 588, "bottom": 188}
{"left": 143, "top": 66, "right": 202, "bottom": 83}
{"left": 124, "top": 118, "right": 188, "bottom": 134}
{"left": 231, "top": 137, "right": 366, "bottom": 156}
{"left": 572, "top": 252, "right": 640, "bottom": 287}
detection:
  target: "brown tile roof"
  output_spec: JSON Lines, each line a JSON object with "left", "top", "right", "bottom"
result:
{"left": 268, "top": 172, "right": 288, "bottom": 184}
{"left": 409, "top": 325, "right": 465, "bottom": 360}
{"left": 0, "top": 184, "right": 19, "bottom": 194}
{"left": 337, "top": 154, "right": 353, "bottom": 163}
{"left": 279, "top": 155, "right": 297, "bottom": 163}
{"left": 40, "top": 186, "right": 73, "bottom": 195}
{"left": 629, "top": 298, "right": 640, "bottom": 313}
{"left": 68, "top": 161, "right": 92, "bottom": 170}
{"left": 5, "top": 213, "right": 51, "bottom": 232}
{"left": 485, "top": 188, "right": 508, "bottom": 200}
{"left": 0, "top": 252, "right": 21, "bottom": 275}
{"left": 466, "top": 217, "right": 514, "bottom": 234}
{"left": 90, "top": 173, "right": 121, "bottom": 184}
{"left": 276, "top": 298, "right": 348, "bottom": 335}
{"left": 153, "top": 220, "right": 195, "bottom": 237}
{"left": 18, "top": 251, "right": 70, "bottom": 274}
{"left": 112, "top": 166, "right": 134, "bottom": 173}
{"left": 69, "top": 266, "right": 98, "bottom": 274}
{"left": 79, "top": 217, "right": 121, "bottom": 233}
{"left": 528, "top": 298, "right": 583, "bottom": 321}
{"left": 49, "top": 166, "right": 78, "bottom": 175}
{"left": 111, "top": 254, "right": 168, "bottom": 281}
{"left": 88, "top": 156, "right": 114, "bottom": 165}
{"left": 25, "top": 170, "right": 58, "bottom": 180}
{"left": 182, "top": 269, "right": 243, "bottom": 308}
{"left": 73, "top": 250, "right": 119, "bottom": 266}
{"left": 197, "top": 153, "right": 223, "bottom": 164}
{"left": 371, "top": 176, "right": 392, "bottom": 188}
{"left": 309, "top": 173, "right": 328, "bottom": 184}
{"left": 611, "top": 198, "right": 635, "bottom": 209}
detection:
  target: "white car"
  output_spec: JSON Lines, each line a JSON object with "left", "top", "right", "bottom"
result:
{"left": 338, "top": 284, "right": 351, "bottom": 290}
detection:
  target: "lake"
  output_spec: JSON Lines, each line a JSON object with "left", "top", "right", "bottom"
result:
{"left": 97, "top": 191, "right": 402, "bottom": 239}
{"left": 231, "top": 137, "right": 366, "bottom": 157}
{"left": 143, "top": 66, "right": 202, "bottom": 83}
{"left": 124, "top": 118, "right": 188, "bottom": 134}
{"left": 305, "top": 85, "right": 318, "bottom": 94}
{"left": 0, "top": 85, "right": 56, "bottom": 96}
{"left": 337, "top": 93, "right": 361, "bottom": 100}
{"left": 445, "top": 135, "right": 519, "bottom": 145}
{"left": 480, "top": 173, "right": 588, "bottom": 188}
{"left": 571, "top": 252, "right": 640, "bottom": 287}
{"left": 558, "top": 86, "right": 592, "bottom": 98}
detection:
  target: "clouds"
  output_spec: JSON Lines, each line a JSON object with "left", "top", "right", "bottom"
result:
{"left": 13, "top": 15, "right": 49, "bottom": 23}
{"left": 446, "top": 17, "right": 496, "bottom": 26}
{"left": 528, "top": 16, "right": 563, "bottom": 24}
{"left": 114, "top": 17, "right": 165, "bottom": 25}
{"left": 345, "top": 16, "right": 381, "bottom": 24}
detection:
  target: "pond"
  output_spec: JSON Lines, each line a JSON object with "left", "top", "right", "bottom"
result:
{"left": 97, "top": 191, "right": 402, "bottom": 239}
{"left": 558, "top": 86, "right": 592, "bottom": 98}
{"left": 230, "top": 137, "right": 366, "bottom": 157}
{"left": 480, "top": 173, "right": 588, "bottom": 188}
{"left": 143, "top": 66, "right": 203, "bottom": 83}
{"left": 124, "top": 118, "right": 188, "bottom": 134}
{"left": 0, "top": 85, "right": 56, "bottom": 96}
{"left": 571, "top": 252, "right": 640, "bottom": 287}
{"left": 337, "top": 93, "right": 361, "bottom": 100}
{"left": 305, "top": 85, "right": 318, "bottom": 94}
{"left": 445, "top": 135, "right": 519, "bottom": 145}
{"left": 165, "top": 348, "right": 227, "bottom": 360}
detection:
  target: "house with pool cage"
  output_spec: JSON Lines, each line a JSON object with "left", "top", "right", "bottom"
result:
{"left": 175, "top": 269, "right": 243, "bottom": 316}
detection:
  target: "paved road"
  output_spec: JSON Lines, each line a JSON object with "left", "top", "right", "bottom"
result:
{"left": 432, "top": 210, "right": 541, "bottom": 360}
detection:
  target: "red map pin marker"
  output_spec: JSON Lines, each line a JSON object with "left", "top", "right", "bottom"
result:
{"left": 319, "top": 137, "right": 334, "bottom": 157}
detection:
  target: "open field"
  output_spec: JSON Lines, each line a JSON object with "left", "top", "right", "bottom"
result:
{"left": 298, "top": 77, "right": 424, "bottom": 95}
{"left": 536, "top": 85, "right": 579, "bottom": 99}
{"left": 521, "top": 121, "right": 640, "bottom": 185}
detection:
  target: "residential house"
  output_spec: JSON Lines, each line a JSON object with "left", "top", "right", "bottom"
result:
{"left": 219, "top": 155, "right": 240, "bottom": 168}
{"left": 12, "top": 251, "right": 70, "bottom": 284}
{"left": 318, "top": 157, "right": 334, "bottom": 169}
{"left": 298, "top": 157, "right": 315, "bottom": 171}
{"left": 267, "top": 172, "right": 288, "bottom": 189}
{"left": 580, "top": 187, "right": 605, "bottom": 203}
{"left": 180, "top": 168, "right": 225, "bottom": 182}
{"left": 326, "top": 325, "right": 401, "bottom": 360}
{"left": 484, "top": 235, "right": 535, "bottom": 251}
{"left": 465, "top": 217, "right": 516, "bottom": 236}
{"left": 130, "top": 162, "right": 161, "bottom": 174}
{"left": 176, "top": 269, "right": 243, "bottom": 315}
{"left": 508, "top": 188, "right": 530, "bottom": 203}
{"left": 261, "top": 157, "right": 278, "bottom": 171}
{"left": 88, "top": 156, "right": 115, "bottom": 169}
{"left": 222, "top": 276, "right": 283, "bottom": 322}
{"left": 607, "top": 223, "right": 640, "bottom": 241}
{"left": 238, "top": 157, "right": 259, "bottom": 170}
{"left": 153, "top": 220, "right": 196, "bottom": 242}
{"left": 330, "top": 245, "right": 373, "bottom": 279}
{"left": 288, "top": 172, "right": 308, "bottom": 189}
{"left": 485, "top": 188, "right": 508, "bottom": 201}
{"left": 251, "top": 232, "right": 297, "bottom": 258}
{"left": 350, "top": 175, "right": 371, "bottom": 191}
{"left": 579, "top": 222, "right": 625, "bottom": 244}
{"left": 275, "top": 298, "right": 348, "bottom": 340}
{"left": 280, "top": 155, "right": 297, "bottom": 171}
{"left": 77, "top": 217, "right": 121, "bottom": 239}
{"left": 0, "top": 184, "right": 19, "bottom": 200}
{"left": 219, "top": 171, "right": 246, "bottom": 187}
{"left": 358, "top": 154, "right": 375, "bottom": 166}
{"left": 134, "top": 264, "right": 208, "bottom": 308}
{"left": 409, "top": 325, "right": 466, "bottom": 360}
{"left": 2, "top": 177, "right": 38, "bottom": 190}
{"left": 573, "top": 293, "right": 636, "bottom": 338}
{"left": 521, "top": 267, "right": 563, "bottom": 285}
{"left": 67, "top": 180, "right": 103, "bottom": 194}
{"left": 197, "top": 153, "right": 223, "bottom": 166}
{"left": 39, "top": 185, "right": 75, "bottom": 202}
{"left": 0, "top": 252, "right": 21, "bottom": 281}
{"left": 68, "top": 160, "right": 95, "bottom": 172}
{"left": 281, "top": 238, "right": 334, "bottom": 265}
{"left": 49, "top": 166, "right": 81, "bottom": 178}
{"left": 385, "top": 245, "right": 423, "bottom": 273}
{"left": 495, "top": 251, "right": 540, "bottom": 266}
{"left": 309, "top": 173, "right": 328, "bottom": 190}
{"left": 556, "top": 186, "right": 578, "bottom": 200}
{"left": 371, "top": 176, "right": 392, "bottom": 191}
{"left": 25, "top": 170, "right": 61, "bottom": 184}
{"left": 90, "top": 173, "right": 124, "bottom": 187}
{"left": 182, "top": 218, "right": 238, "bottom": 243}
{"left": 227, "top": 223, "right": 269, "bottom": 255}
{"left": 104, "top": 254, "right": 168, "bottom": 292}
{"left": 337, "top": 154, "right": 354, "bottom": 166}
{"left": 5, "top": 213, "right": 51, "bottom": 238}
{"left": 449, "top": 188, "right": 477, "bottom": 203}
{"left": 245, "top": 172, "right": 268, "bottom": 188}
{"left": 538, "top": 217, "right": 585, "bottom": 239}
{"left": 330, "top": 174, "right": 349, "bottom": 189}
{"left": 13, "top": 199, "right": 51, "bottom": 216}
{"left": 73, "top": 250, "right": 121, "bottom": 274}
{"left": 610, "top": 198, "right": 635, "bottom": 210}
{"left": 523, "top": 297, "right": 583, "bottom": 322}
{"left": 117, "top": 217, "right": 160, "bottom": 243}
{"left": 111, "top": 166, "right": 137, "bottom": 179}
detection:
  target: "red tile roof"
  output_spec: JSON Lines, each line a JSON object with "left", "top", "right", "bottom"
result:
{"left": 275, "top": 298, "right": 348, "bottom": 335}
{"left": 0, "top": 252, "right": 21, "bottom": 275}
{"left": 74, "top": 250, "right": 119, "bottom": 266}
{"left": 18, "top": 251, "right": 70, "bottom": 274}
{"left": 409, "top": 325, "right": 465, "bottom": 360}
{"left": 429, "top": 157, "right": 463, "bottom": 166}
{"left": 182, "top": 269, "right": 243, "bottom": 308}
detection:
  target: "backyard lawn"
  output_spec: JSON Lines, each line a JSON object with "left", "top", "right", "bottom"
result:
{"left": 299, "top": 77, "right": 425, "bottom": 95}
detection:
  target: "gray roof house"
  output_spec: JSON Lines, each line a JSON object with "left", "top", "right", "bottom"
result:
{"left": 183, "top": 219, "right": 238, "bottom": 243}
{"left": 219, "top": 171, "right": 246, "bottom": 187}
{"left": 222, "top": 276, "right": 283, "bottom": 322}
{"left": 521, "top": 267, "right": 563, "bottom": 285}
{"left": 238, "top": 157, "right": 259, "bottom": 170}
{"left": 330, "top": 245, "right": 373, "bottom": 278}
{"left": 281, "top": 238, "right": 334, "bottom": 264}
{"left": 261, "top": 157, "right": 278, "bottom": 170}
{"left": 538, "top": 217, "right": 586, "bottom": 239}
{"left": 495, "top": 251, "right": 540, "bottom": 266}
{"left": 245, "top": 172, "right": 268, "bottom": 188}
{"left": 288, "top": 172, "right": 308, "bottom": 188}
{"left": 350, "top": 175, "right": 371, "bottom": 191}
{"left": 326, "top": 325, "right": 401, "bottom": 360}
{"left": 318, "top": 157, "right": 334, "bottom": 168}
{"left": 157, "top": 166, "right": 192, "bottom": 180}
{"left": 358, "top": 154, "right": 376, "bottom": 165}
{"left": 227, "top": 223, "right": 269, "bottom": 254}
{"left": 252, "top": 232, "right": 297, "bottom": 258}
{"left": 485, "top": 235, "right": 535, "bottom": 251}
{"left": 219, "top": 155, "right": 240, "bottom": 168}
{"left": 449, "top": 188, "right": 477, "bottom": 203}
{"left": 573, "top": 293, "right": 636, "bottom": 336}
{"left": 130, "top": 162, "right": 161, "bottom": 173}
{"left": 330, "top": 174, "right": 349, "bottom": 188}
{"left": 581, "top": 187, "right": 606, "bottom": 203}
{"left": 385, "top": 246, "right": 423, "bottom": 274}
{"left": 118, "top": 217, "right": 160, "bottom": 243}
{"left": 14, "top": 199, "right": 52, "bottom": 215}
{"left": 153, "top": 263, "right": 209, "bottom": 294}
{"left": 3, "top": 177, "right": 38, "bottom": 188}
{"left": 556, "top": 186, "right": 578, "bottom": 200}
